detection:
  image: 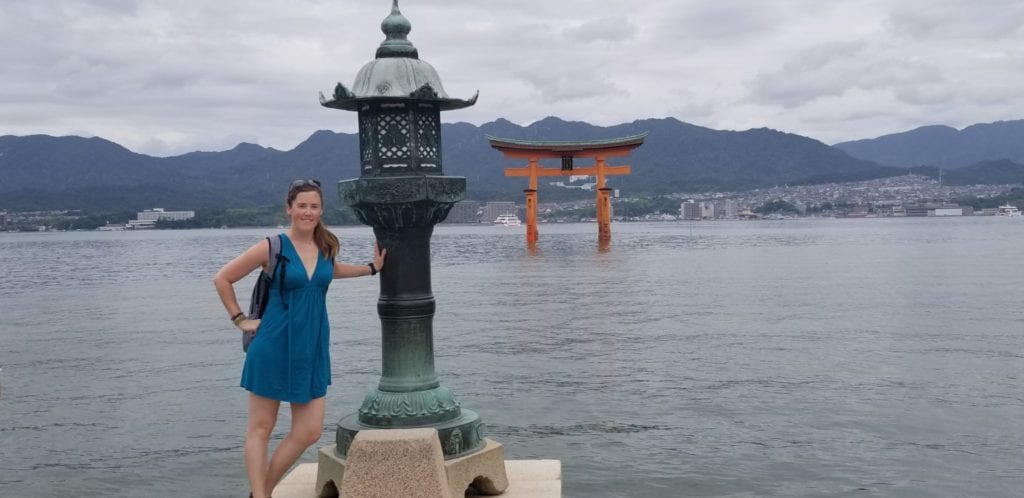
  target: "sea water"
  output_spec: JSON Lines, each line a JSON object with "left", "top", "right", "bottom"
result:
{"left": 1, "top": 218, "right": 1021, "bottom": 497}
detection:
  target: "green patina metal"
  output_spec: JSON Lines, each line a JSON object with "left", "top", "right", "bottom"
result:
{"left": 376, "top": 0, "right": 417, "bottom": 59}
{"left": 319, "top": 1, "right": 477, "bottom": 113}
{"left": 323, "top": 0, "right": 484, "bottom": 459}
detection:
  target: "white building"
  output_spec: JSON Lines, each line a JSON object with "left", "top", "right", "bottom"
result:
{"left": 933, "top": 208, "right": 960, "bottom": 217}
{"left": 723, "top": 200, "right": 739, "bottom": 219}
{"left": 482, "top": 202, "right": 517, "bottom": 223}
{"left": 680, "top": 201, "right": 700, "bottom": 220}
{"left": 700, "top": 201, "right": 716, "bottom": 219}
{"left": 443, "top": 201, "right": 481, "bottom": 223}
{"left": 128, "top": 208, "right": 195, "bottom": 229}
{"left": 136, "top": 208, "right": 195, "bottom": 222}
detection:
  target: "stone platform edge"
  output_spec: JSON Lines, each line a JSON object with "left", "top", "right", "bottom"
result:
{"left": 273, "top": 457, "right": 561, "bottom": 497}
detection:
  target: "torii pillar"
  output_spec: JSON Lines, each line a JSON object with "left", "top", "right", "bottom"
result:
{"left": 488, "top": 134, "right": 646, "bottom": 247}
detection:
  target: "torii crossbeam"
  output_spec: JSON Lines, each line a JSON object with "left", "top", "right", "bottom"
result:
{"left": 487, "top": 133, "right": 646, "bottom": 247}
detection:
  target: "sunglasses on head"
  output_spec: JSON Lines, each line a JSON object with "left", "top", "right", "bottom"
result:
{"left": 290, "top": 179, "right": 321, "bottom": 190}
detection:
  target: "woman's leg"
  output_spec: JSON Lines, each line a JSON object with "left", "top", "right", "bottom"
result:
{"left": 264, "top": 396, "right": 325, "bottom": 493}
{"left": 246, "top": 393, "right": 281, "bottom": 498}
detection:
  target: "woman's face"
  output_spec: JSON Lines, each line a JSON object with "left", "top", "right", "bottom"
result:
{"left": 287, "top": 190, "right": 323, "bottom": 230}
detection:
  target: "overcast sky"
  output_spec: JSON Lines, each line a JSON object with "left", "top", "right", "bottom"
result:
{"left": 2, "top": 0, "right": 1022, "bottom": 156}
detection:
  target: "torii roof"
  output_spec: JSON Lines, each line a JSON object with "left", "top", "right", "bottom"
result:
{"left": 486, "top": 133, "right": 647, "bottom": 155}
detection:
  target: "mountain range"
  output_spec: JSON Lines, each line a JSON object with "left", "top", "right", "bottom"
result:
{"left": 1, "top": 117, "right": 1023, "bottom": 212}
{"left": 833, "top": 120, "right": 1024, "bottom": 168}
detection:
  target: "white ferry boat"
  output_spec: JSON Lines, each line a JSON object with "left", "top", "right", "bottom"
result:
{"left": 997, "top": 204, "right": 1021, "bottom": 217}
{"left": 493, "top": 214, "right": 522, "bottom": 226}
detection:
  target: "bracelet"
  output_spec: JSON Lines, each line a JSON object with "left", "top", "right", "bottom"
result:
{"left": 230, "top": 312, "right": 245, "bottom": 325}
{"left": 367, "top": 262, "right": 377, "bottom": 276}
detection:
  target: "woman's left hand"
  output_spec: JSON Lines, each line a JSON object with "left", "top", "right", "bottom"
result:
{"left": 238, "top": 318, "right": 261, "bottom": 333}
{"left": 373, "top": 241, "right": 387, "bottom": 272}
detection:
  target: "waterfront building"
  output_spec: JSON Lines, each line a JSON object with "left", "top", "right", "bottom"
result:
{"left": 681, "top": 200, "right": 700, "bottom": 220}
{"left": 700, "top": 201, "right": 716, "bottom": 219}
{"left": 444, "top": 201, "right": 482, "bottom": 223}
{"left": 905, "top": 205, "right": 930, "bottom": 217}
{"left": 932, "top": 204, "right": 970, "bottom": 217}
{"left": 126, "top": 220, "right": 156, "bottom": 229}
{"left": 0, "top": 210, "right": 6, "bottom": 229}
{"left": 136, "top": 208, "right": 195, "bottom": 222}
{"left": 846, "top": 205, "right": 870, "bottom": 218}
{"left": 723, "top": 200, "right": 739, "bottom": 219}
{"left": 902, "top": 203, "right": 972, "bottom": 217}
{"left": 482, "top": 202, "right": 517, "bottom": 223}
{"left": 127, "top": 208, "right": 195, "bottom": 229}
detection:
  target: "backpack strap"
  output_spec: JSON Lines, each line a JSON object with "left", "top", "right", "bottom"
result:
{"left": 269, "top": 234, "right": 289, "bottom": 310}
{"left": 267, "top": 234, "right": 282, "bottom": 276}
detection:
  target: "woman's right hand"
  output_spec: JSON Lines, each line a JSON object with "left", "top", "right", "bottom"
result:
{"left": 238, "top": 319, "right": 261, "bottom": 333}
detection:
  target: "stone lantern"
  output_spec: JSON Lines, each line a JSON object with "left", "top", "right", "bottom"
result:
{"left": 319, "top": 0, "right": 486, "bottom": 461}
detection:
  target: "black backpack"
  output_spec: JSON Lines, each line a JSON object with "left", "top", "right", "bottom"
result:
{"left": 243, "top": 234, "right": 288, "bottom": 352}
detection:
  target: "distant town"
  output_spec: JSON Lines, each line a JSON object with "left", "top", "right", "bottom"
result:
{"left": 1, "top": 174, "right": 1021, "bottom": 232}
{"left": 449, "top": 174, "right": 1022, "bottom": 224}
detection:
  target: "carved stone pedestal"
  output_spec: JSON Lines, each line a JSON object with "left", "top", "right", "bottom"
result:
{"left": 316, "top": 429, "right": 508, "bottom": 498}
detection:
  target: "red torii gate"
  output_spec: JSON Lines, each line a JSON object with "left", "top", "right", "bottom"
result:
{"left": 487, "top": 134, "right": 646, "bottom": 246}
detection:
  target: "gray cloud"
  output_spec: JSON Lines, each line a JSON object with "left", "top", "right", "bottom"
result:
{"left": 750, "top": 42, "right": 874, "bottom": 108}
{"left": 666, "top": 0, "right": 784, "bottom": 42}
{"left": 887, "top": 0, "right": 1024, "bottom": 39}
{"left": 1, "top": 0, "right": 1023, "bottom": 154}
{"left": 564, "top": 17, "right": 637, "bottom": 43}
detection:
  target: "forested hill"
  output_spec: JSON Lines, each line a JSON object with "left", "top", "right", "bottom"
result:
{"left": 447, "top": 117, "right": 893, "bottom": 199}
{"left": 0, "top": 116, "right": 940, "bottom": 212}
{"left": 833, "top": 119, "right": 1024, "bottom": 169}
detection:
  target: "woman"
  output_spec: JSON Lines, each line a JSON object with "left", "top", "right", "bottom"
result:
{"left": 213, "top": 179, "right": 385, "bottom": 498}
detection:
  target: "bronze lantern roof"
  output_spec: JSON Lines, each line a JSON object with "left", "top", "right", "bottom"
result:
{"left": 320, "top": 0, "right": 478, "bottom": 112}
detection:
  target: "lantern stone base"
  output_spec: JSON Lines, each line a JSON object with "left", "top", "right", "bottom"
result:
{"left": 273, "top": 455, "right": 560, "bottom": 497}
{"left": 315, "top": 429, "right": 513, "bottom": 497}
{"left": 336, "top": 408, "right": 485, "bottom": 459}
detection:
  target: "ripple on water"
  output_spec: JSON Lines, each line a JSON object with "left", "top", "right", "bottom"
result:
{"left": 1, "top": 221, "right": 1023, "bottom": 497}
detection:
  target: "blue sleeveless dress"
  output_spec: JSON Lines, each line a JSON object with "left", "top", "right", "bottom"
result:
{"left": 241, "top": 234, "right": 332, "bottom": 403}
